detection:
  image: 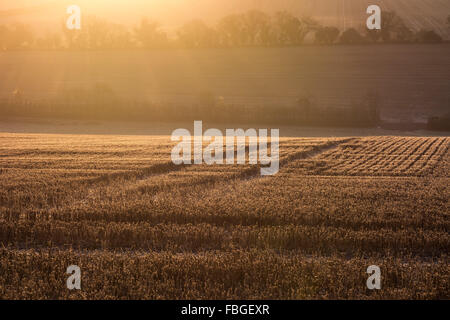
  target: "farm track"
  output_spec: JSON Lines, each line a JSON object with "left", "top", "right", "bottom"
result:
{"left": 89, "top": 139, "right": 349, "bottom": 184}
{"left": 53, "top": 138, "right": 350, "bottom": 212}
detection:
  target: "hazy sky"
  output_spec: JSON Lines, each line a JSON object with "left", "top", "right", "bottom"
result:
{"left": 0, "top": 0, "right": 278, "bottom": 21}
{"left": 0, "top": 0, "right": 311, "bottom": 33}
{"left": 1, "top": 0, "right": 449, "bottom": 37}
{"left": 0, "top": 0, "right": 335, "bottom": 25}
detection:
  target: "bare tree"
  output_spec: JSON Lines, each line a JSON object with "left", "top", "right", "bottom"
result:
{"left": 217, "top": 14, "right": 246, "bottom": 47}
{"left": 0, "top": 25, "right": 9, "bottom": 50}
{"left": 242, "top": 10, "right": 273, "bottom": 46}
{"left": 273, "top": 11, "right": 312, "bottom": 45}
{"left": 315, "top": 26, "right": 340, "bottom": 45}
{"left": 107, "top": 23, "right": 133, "bottom": 49}
{"left": 380, "top": 11, "right": 412, "bottom": 42}
{"left": 177, "top": 20, "right": 217, "bottom": 48}
{"left": 35, "top": 32, "right": 62, "bottom": 50}
{"left": 339, "top": 28, "right": 365, "bottom": 44}
{"left": 2, "top": 23, "right": 34, "bottom": 49}
{"left": 86, "top": 16, "right": 110, "bottom": 49}
{"left": 415, "top": 29, "right": 443, "bottom": 43}
{"left": 61, "top": 16, "right": 133, "bottom": 50}
{"left": 134, "top": 18, "right": 168, "bottom": 49}
{"left": 365, "top": 28, "right": 381, "bottom": 43}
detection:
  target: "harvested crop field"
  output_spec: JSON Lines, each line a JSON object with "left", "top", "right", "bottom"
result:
{"left": 0, "top": 133, "right": 449, "bottom": 299}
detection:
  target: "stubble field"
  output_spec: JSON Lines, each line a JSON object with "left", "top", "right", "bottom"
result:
{"left": 0, "top": 133, "right": 448, "bottom": 299}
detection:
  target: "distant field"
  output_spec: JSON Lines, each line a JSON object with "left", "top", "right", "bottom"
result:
{"left": 1, "top": 44, "right": 450, "bottom": 122}
{"left": 0, "top": 133, "right": 448, "bottom": 299}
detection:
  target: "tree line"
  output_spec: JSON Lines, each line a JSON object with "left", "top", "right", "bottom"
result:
{"left": 0, "top": 10, "right": 448, "bottom": 50}
{"left": 5, "top": 83, "right": 449, "bottom": 130}
{"left": 1, "top": 83, "right": 380, "bottom": 128}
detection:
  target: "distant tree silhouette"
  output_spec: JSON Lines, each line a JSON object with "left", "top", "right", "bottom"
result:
{"left": 0, "top": 23, "right": 34, "bottom": 50}
{"left": 16, "top": 23, "right": 34, "bottom": 49}
{"left": 365, "top": 28, "right": 381, "bottom": 43}
{"left": 35, "top": 32, "right": 62, "bottom": 50}
{"left": 0, "top": 25, "right": 9, "bottom": 50}
{"left": 217, "top": 10, "right": 275, "bottom": 47}
{"left": 380, "top": 11, "right": 413, "bottom": 42}
{"left": 61, "top": 16, "right": 96, "bottom": 49}
{"left": 394, "top": 23, "right": 414, "bottom": 42}
{"left": 296, "top": 93, "right": 315, "bottom": 122}
{"left": 364, "top": 90, "right": 381, "bottom": 124}
{"left": 273, "top": 11, "right": 316, "bottom": 45}
{"left": 0, "top": 9, "right": 446, "bottom": 51}
{"left": 315, "top": 26, "right": 340, "bottom": 44}
{"left": 380, "top": 11, "right": 399, "bottom": 41}
{"left": 61, "top": 16, "right": 133, "bottom": 49}
{"left": 217, "top": 14, "right": 247, "bottom": 47}
{"left": 242, "top": 10, "right": 273, "bottom": 46}
{"left": 134, "top": 18, "right": 168, "bottom": 48}
{"left": 415, "top": 29, "right": 443, "bottom": 43}
{"left": 85, "top": 16, "right": 110, "bottom": 49}
{"left": 339, "top": 28, "right": 365, "bottom": 44}
{"left": 61, "top": 21, "right": 76, "bottom": 49}
{"left": 428, "top": 113, "right": 450, "bottom": 131}
{"left": 177, "top": 20, "right": 217, "bottom": 48}
{"left": 107, "top": 23, "right": 133, "bottom": 49}
{"left": 217, "top": 15, "right": 236, "bottom": 46}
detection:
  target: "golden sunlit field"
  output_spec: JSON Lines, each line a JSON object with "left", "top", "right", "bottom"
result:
{"left": 1, "top": 0, "right": 449, "bottom": 306}
{"left": 0, "top": 133, "right": 448, "bottom": 299}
